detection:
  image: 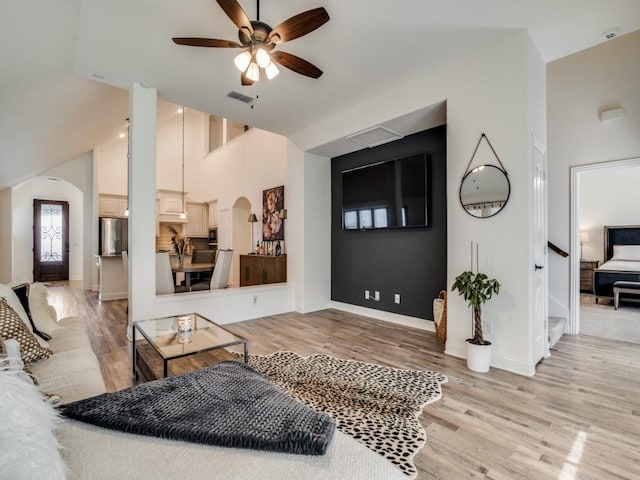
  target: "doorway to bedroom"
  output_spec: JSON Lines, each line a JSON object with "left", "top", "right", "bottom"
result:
{"left": 571, "top": 158, "right": 640, "bottom": 344}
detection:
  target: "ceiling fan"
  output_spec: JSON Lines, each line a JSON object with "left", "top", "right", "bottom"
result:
{"left": 172, "top": 0, "right": 330, "bottom": 85}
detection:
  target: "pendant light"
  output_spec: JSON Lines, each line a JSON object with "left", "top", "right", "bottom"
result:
{"left": 179, "top": 107, "right": 187, "bottom": 220}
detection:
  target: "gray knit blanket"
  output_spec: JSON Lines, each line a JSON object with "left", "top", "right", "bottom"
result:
{"left": 59, "top": 360, "right": 335, "bottom": 455}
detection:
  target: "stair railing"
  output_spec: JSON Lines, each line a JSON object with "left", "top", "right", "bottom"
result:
{"left": 548, "top": 241, "right": 569, "bottom": 258}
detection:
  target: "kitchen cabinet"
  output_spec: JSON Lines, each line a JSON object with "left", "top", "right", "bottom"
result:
{"left": 208, "top": 200, "right": 218, "bottom": 227}
{"left": 157, "top": 190, "right": 184, "bottom": 215}
{"left": 97, "top": 255, "right": 127, "bottom": 301}
{"left": 240, "top": 255, "right": 287, "bottom": 286}
{"left": 185, "top": 202, "right": 208, "bottom": 237}
{"left": 99, "top": 194, "right": 128, "bottom": 217}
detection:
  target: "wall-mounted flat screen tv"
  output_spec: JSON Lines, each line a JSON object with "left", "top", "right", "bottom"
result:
{"left": 341, "top": 153, "right": 428, "bottom": 230}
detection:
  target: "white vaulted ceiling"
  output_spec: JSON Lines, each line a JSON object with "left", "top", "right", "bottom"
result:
{"left": 1, "top": 0, "right": 639, "bottom": 188}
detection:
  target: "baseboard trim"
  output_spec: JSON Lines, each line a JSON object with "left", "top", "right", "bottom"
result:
{"left": 297, "top": 301, "right": 333, "bottom": 314}
{"left": 446, "top": 341, "right": 536, "bottom": 376}
{"left": 98, "top": 291, "right": 127, "bottom": 301}
{"left": 330, "top": 301, "right": 434, "bottom": 332}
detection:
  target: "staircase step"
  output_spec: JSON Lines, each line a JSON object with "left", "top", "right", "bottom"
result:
{"left": 548, "top": 316, "right": 566, "bottom": 348}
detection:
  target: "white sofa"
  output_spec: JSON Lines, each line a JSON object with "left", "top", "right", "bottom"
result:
{"left": 0, "top": 282, "right": 106, "bottom": 405}
{"left": 26, "top": 283, "right": 107, "bottom": 403}
{"left": 0, "top": 283, "right": 406, "bottom": 480}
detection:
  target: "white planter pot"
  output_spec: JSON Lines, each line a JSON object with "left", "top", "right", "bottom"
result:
{"left": 466, "top": 340, "right": 492, "bottom": 372}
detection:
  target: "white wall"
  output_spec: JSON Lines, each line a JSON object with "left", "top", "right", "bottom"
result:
{"left": 198, "top": 128, "right": 287, "bottom": 216}
{"left": 97, "top": 106, "right": 206, "bottom": 199}
{"left": 44, "top": 151, "right": 95, "bottom": 290}
{"left": 127, "top": 83, "right": 160, "bottom": 333}
{"left": 12, "top": 176, "right": 84, "bottom": 283}
{"left": 9, "top": 151, "right": 93, "bottom": 286}
{"left": 97, "top": 134, "right": 127, "bottom": 195}
{"left": 291, "top": 31, "right": 545, "bottom": 376}
{"left": 285, "top": 143, "right": 332, "bottom": 314}
{"left": 580, "top": 164, "right": 640, "bottom": 263}
{"left": 0, "top": 188, "right": 13, "bottom": 283}
{"left": 230, "top": 196, "right": 251, "bottom": 287}
{"left": 157, "top": 108, "right": 207, "bottom": 199}
{"left": 96, "top": 105, "right": 288, "bottom": 228}
{"left": 548, "top": 30, "right": 640, "bottom": 315}
{"left": 200, "top": 129, "right": 288, "bottom": 286}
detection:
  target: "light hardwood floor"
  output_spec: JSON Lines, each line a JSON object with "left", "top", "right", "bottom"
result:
{"left": 47, "top": 282, "right": 640, "bottom": 480}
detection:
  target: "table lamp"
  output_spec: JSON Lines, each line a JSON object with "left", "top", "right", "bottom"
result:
{"left": 248, "top": 213, "right": 258, "bottom": 254}
{"left": 579, "top": 231, "right": 590, "bottom": 260}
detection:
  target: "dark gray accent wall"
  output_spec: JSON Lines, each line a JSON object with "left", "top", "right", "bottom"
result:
{"left": 331, "top": 125, "right": 447, "bottom": 320}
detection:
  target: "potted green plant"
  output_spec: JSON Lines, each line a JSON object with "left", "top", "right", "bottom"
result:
{"left": 451, "top": 270, "right": 500, "bottom": 372}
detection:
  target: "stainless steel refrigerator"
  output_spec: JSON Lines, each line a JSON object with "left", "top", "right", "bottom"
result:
{"left": 99, "top": 217, "right": 128, "bottom": 255}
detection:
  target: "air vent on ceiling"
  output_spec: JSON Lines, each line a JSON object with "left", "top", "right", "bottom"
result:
{"left": 344, "top": 126, "right": 404, "bottom": 148}
{"left": 227, "top": 91, "right": 255, "bottom": 104}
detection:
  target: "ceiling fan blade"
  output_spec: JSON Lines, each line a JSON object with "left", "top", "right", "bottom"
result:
{"left": 216, "top": 0, "right": 253, "bottom": 34}
{"left": 173, "top": 37, "right": 243, "bottom": 48}
{"left": 271, "top": 51, "right": 323, "bottom": 79}
{"left": 241, "top": 72, "right": 254, "bottom": 86}
{"left": 268, "top": 7, "right": 329, "bottom": 44}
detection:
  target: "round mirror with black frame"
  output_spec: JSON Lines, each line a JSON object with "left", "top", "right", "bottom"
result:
{"left": 459, "top": 164, "right": 510, "bottom": 218}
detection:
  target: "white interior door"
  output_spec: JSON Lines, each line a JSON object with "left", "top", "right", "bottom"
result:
{"left": 532, "top": 137, "right": 549, "bottom": 364}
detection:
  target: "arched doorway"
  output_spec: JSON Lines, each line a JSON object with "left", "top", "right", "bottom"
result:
{"left": 12, "top": 176, "right": 84, "bottom": 284}
{"left": 230, "top": 197, "right": 252, "bottom": 287}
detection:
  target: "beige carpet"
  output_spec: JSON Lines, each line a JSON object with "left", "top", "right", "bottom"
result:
{"left": 580, "top": 295, "right": 640, "bottom": 344}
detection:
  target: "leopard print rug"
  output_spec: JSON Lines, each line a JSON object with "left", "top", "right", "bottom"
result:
{"left": 245, "top": 351, "right": 448, "bottom": 478}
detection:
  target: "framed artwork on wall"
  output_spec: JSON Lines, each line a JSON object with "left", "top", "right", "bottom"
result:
{"left": 262, "top": 185, "right": 284, "bottom": 241}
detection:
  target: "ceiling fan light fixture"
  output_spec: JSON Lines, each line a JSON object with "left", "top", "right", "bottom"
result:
{"left": 234, "top": 50, "right": 252, "bottom": 72}
{"left": 173, "top": 3, "right": 330, "bottom": 85}
{"left": 265, "top": 61, "right": 279, "bottom": 79}
{"left": 246, "top": 62, "right": 260, "bottom": 82}
{"left": 255, "top": 48, "right": 271, "bottom": 68}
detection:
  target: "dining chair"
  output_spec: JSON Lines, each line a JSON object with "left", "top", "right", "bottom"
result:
{"left": 191, "top": 249, "right": 216, "bottom": 264}
{"left": 190, "top": 249, "right": 233, "bottom": 291}
{"left": 156, "top": 252, "right": 187, "bottom": 294}
{"left": 189, "top": 249, "right": 217, "bottom": 283}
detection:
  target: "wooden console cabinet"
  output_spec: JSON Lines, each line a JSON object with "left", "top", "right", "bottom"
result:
{"left": 240, "top": 255, "right": 287, "bottom": 286}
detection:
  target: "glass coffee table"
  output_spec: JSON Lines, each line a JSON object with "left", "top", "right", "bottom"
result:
{"left": 132, "top": 313, "right": 248, "bottom": 381}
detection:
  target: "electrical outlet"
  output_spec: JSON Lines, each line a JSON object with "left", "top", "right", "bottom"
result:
{"left": 373, "top": 291, "right": 380, "bottom": 301}
{"left": 394, "top": 293, "right": 401, "bottom": 304}
{"left": 252, "top": 295, "right": 258, "bottom": 304}
{"left": 365, "top": 290, "right": 370, "bottom": 299}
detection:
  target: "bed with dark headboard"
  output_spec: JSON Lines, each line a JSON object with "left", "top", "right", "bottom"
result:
{"left": 593, "top": 225, "right": 640, "bottom": 300}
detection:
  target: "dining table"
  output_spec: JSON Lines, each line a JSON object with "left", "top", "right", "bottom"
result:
{"left": 171, "top": 262, "right": 215, "bottom": 291}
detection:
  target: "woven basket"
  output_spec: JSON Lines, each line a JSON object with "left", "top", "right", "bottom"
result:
{"left": 433, "top": 290, "right": 447, "bottom": 344}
